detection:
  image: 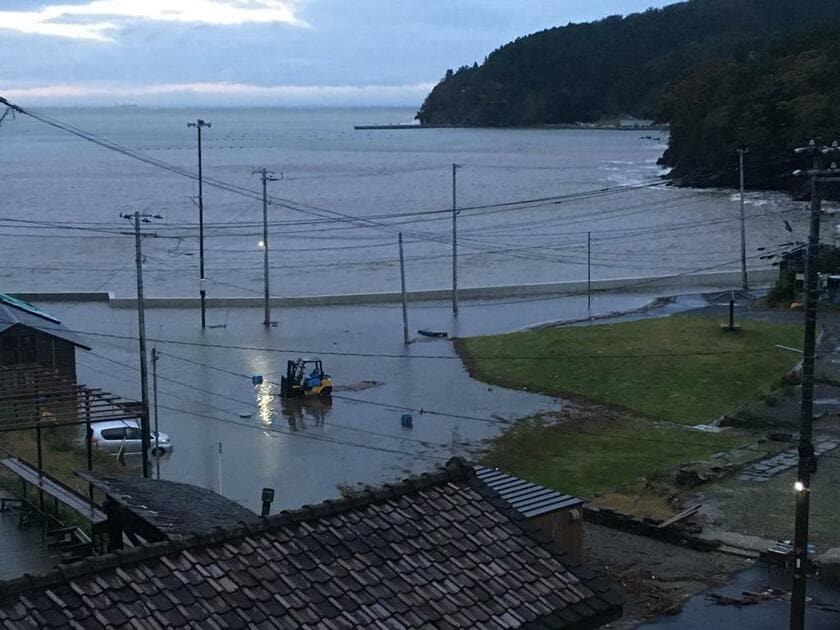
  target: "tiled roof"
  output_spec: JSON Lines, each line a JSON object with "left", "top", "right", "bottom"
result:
{"left": 475, "top": 466, "right": 583, "bottom": 518}
{"left": 0, "top": 458, "right": 622, "bottom": 629}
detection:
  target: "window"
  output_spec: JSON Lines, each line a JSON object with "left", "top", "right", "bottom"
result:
{"left": 124, "top": 427, "right": 142, "bottom": 440}
{"left": 20, "top": 335, "right": 36, "bottom": 363}
{"left": 1, "top": 337, "right": 19, "bottom": 364}
{"left": 100, "top": 428, "right": 125, "bottom": 440}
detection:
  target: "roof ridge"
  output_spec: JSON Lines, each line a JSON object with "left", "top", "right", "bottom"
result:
{"left": 0, "top": 457, "right": 475, "bottom": 600}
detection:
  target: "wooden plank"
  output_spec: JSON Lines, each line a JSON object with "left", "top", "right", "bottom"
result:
{"left": 657, "top": 504, "right": 702, "bottom": 529}
{"left": 0, "top": 457, "right": 107, "bottom": 525}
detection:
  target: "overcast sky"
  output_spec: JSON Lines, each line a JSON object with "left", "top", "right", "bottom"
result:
{"left": 0, "top": 0, "right": 676, "bottom": 106}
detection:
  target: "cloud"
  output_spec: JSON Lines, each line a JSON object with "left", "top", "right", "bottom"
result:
{"left": 0, "top": 81, "right": 436, "bottom": 106}
{"left": 0, "top": 0, "right": 304, "bottom": 41}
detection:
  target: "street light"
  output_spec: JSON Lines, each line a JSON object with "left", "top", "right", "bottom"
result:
{"left": 187, "top": 118, "right": 211, "bottom": 328}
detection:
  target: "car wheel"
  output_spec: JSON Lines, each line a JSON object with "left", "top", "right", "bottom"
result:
{"left": 151, "top": 447, "right": 166, "bottom": 457}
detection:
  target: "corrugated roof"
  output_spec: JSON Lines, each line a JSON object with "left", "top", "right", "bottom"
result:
{"left": 475, "top": 465, "right": 583, "bottom": 518}
{"left": 0, "top": 295, "right": 90, "bottom": 350}
{"left": 0, "top": 293, "right": 59, "bottom": 323}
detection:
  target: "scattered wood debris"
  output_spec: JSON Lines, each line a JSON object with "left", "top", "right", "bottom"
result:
{"left": 707, "top": 588, "right": 787, "bottom": 607}
{"left": 608, "top": 566, "right": 682, "bottom": 618}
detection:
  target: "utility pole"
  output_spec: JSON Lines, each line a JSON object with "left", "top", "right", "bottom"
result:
{"left": 738, "top": 148, "right": 749, "bottom": 290}
{"left": 131, "top": 211, "right": 151, "bottom": 479}
{"left": 789, "top": 140, "right": 840, "bottom": 630}
{"left": 254, "top": 168, "right": 280, "bottom": 327}
{"left": 399, "top": 232, "right": 409, "bottom": 345}
{"left": 188, "top": 119, "right": 211, "bottom": 329}
{"left": 152, "top": 348, "right": 160, "bottom": 480}
{"left": 452, "top": 163, "right": 461, "bottom": 317}
{"left": 587, "top": 231, "right": 592, "bottom": 319}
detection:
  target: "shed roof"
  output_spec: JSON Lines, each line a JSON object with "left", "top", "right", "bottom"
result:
{"left": 475, "top": 466, "right": 583, "bottom": 519}
{"left": 0, "top": 293, "right": 90, "bottom": 350}
{"left": 0, "top": 458, "right": 621, "bottom": 629}
{"left": 77, "top": 472, "right": 258, "bottom": 539}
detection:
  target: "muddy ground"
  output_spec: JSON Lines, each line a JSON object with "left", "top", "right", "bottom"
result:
{"left": 584, "top": 521, "right": 750, "bottom": 628}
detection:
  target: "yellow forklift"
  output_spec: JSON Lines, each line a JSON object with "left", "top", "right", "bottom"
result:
{"left": 280, "top": 358, "right": 333, "bottom": 399}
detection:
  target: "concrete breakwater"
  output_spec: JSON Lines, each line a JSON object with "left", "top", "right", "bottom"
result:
{"left": 13, "top": 269, "right": 777, "bottom": 308}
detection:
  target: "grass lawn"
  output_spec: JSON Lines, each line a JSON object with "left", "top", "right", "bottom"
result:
{"left": 458, "top": 315, "right": 802, "bottom": 425}
{"left": 482, "top": 414, "right": 752, "bottom": 499}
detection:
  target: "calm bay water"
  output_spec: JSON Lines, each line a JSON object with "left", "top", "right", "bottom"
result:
{"left": 0, "top": 107, "right": 822, "bottom": 298}
{"left": 1, "top": 107, "right": 833, "bottom": 511}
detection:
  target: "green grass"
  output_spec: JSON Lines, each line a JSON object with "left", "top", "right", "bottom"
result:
{"left": 0, "top": 427, "right": 125, "bottom": 498}
{"left": 458, "top": 315, "right": 802, "bottom": 425}
{"left": 482, "top": 415, "right": 751, "bottom": 498}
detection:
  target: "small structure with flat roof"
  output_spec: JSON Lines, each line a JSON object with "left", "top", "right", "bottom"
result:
{"left": 476, "top": 465, "right": 585, "bottom": 560}
{"left": 76, "top": 472, "right": 258, "bottom": 548}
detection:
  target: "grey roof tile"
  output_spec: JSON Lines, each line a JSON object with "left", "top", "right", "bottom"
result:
{"left": 0, "top": 458, "right": 621, "bottom": 629}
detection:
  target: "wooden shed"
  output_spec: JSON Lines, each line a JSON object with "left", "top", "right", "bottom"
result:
{"left": 475, "top": 465, "right": 584, "bottom": 561}
{"left": 0, "top": 293, "right": 90, "bottom": 382}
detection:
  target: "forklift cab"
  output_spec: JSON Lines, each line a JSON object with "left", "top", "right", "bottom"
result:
{"left": 280, "top": 358, "right": 333, "bottom": 399}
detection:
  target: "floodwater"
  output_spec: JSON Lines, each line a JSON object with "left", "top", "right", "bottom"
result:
{"left": 48, "top": 290, "right": 669, "bottom": 513}
{"left": 638, "top": 565, "right": 840, "bottom": 629}
{"left": 0, "top": 107, "right": 832, "bottom": 299}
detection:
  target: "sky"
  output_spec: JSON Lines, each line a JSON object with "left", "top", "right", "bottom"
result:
{"left": 0, "top": 0, "right": 676, "bottom": 107}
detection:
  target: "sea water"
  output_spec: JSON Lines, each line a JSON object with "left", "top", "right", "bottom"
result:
{"left": 0, "top": 106, "right": 819, "bottom": 297}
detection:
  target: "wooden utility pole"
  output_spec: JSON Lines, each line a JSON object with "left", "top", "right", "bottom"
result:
{"left": 789, "top": 140, "right": 840, "bottom": 630}
{"left": 451, "top": 163, "right": 461, "bottom": 317}
{"left": 587, "top": 231, "right": 592, "bottom": 319}
{"left": 152, "top": 348, "right": 160, "bottom": 480}
{"left": 399, "top": 233, "right": 409, "bottom": 345}
{"left": 188, "top": 119, "right": 211, "bottom": 329}
{"left": 254, "top": 168, "right": 279, "bottom": 327}
{"left": 738, "top": 148, "right": 749, "bottom": 290}
{"left": 132, "top": 211, "right": 151, "bottom": 479}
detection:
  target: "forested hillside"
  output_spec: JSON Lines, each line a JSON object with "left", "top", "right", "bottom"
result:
{"left": 416, "top": 0, "right": 840, "bottom": 127}
{"left": 658, "top": 32, "right": 840, "bottom": 193}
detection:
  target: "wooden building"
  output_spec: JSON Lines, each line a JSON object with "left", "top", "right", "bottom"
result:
{"left": 0, "top": 293, "right": 90, "bottom": 382}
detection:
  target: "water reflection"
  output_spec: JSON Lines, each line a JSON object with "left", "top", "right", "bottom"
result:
{"left": 280, "top": 396, "right": 333, "bottom": 430}
{"left": 255, "top": 382, "right": 275, "bottom": 425}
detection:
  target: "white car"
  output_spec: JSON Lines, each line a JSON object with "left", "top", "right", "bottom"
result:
{"left": 88, "top": 419, "right": 173, "bottom": 456}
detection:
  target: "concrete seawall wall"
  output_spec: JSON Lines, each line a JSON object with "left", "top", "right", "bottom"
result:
{"left": 12, "top": 269, "right": 777, "bottom": 308}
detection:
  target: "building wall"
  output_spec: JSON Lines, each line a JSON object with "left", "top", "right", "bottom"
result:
{"left": 531, "top": 508, "right": 584, "bottom": 562}
{"left": 0, "top": 325, "right": 77, "bottom": 382}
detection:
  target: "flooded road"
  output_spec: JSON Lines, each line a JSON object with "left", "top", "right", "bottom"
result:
{"left": 638, "top": 565, "right": 840, "bottom": 629}
{"left": 50, "top": 291, "right": 667, "bottom": 512}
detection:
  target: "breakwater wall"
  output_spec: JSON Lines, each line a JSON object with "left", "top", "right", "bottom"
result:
{"left": 12, "top": 269, "right": 777, "bottom": 309}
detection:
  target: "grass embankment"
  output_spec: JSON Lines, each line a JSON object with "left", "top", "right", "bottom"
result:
{"left": 482, "top": 415, "right": 750, "bottom": 500}
{"left": 459, "top": 315, "right": 801, "bottom": 504}
{"left": 0, "top": 427, "right": 123, "bottom": 498}
{"left": 458, "top": 315, "right": 802, "bottom": 425}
